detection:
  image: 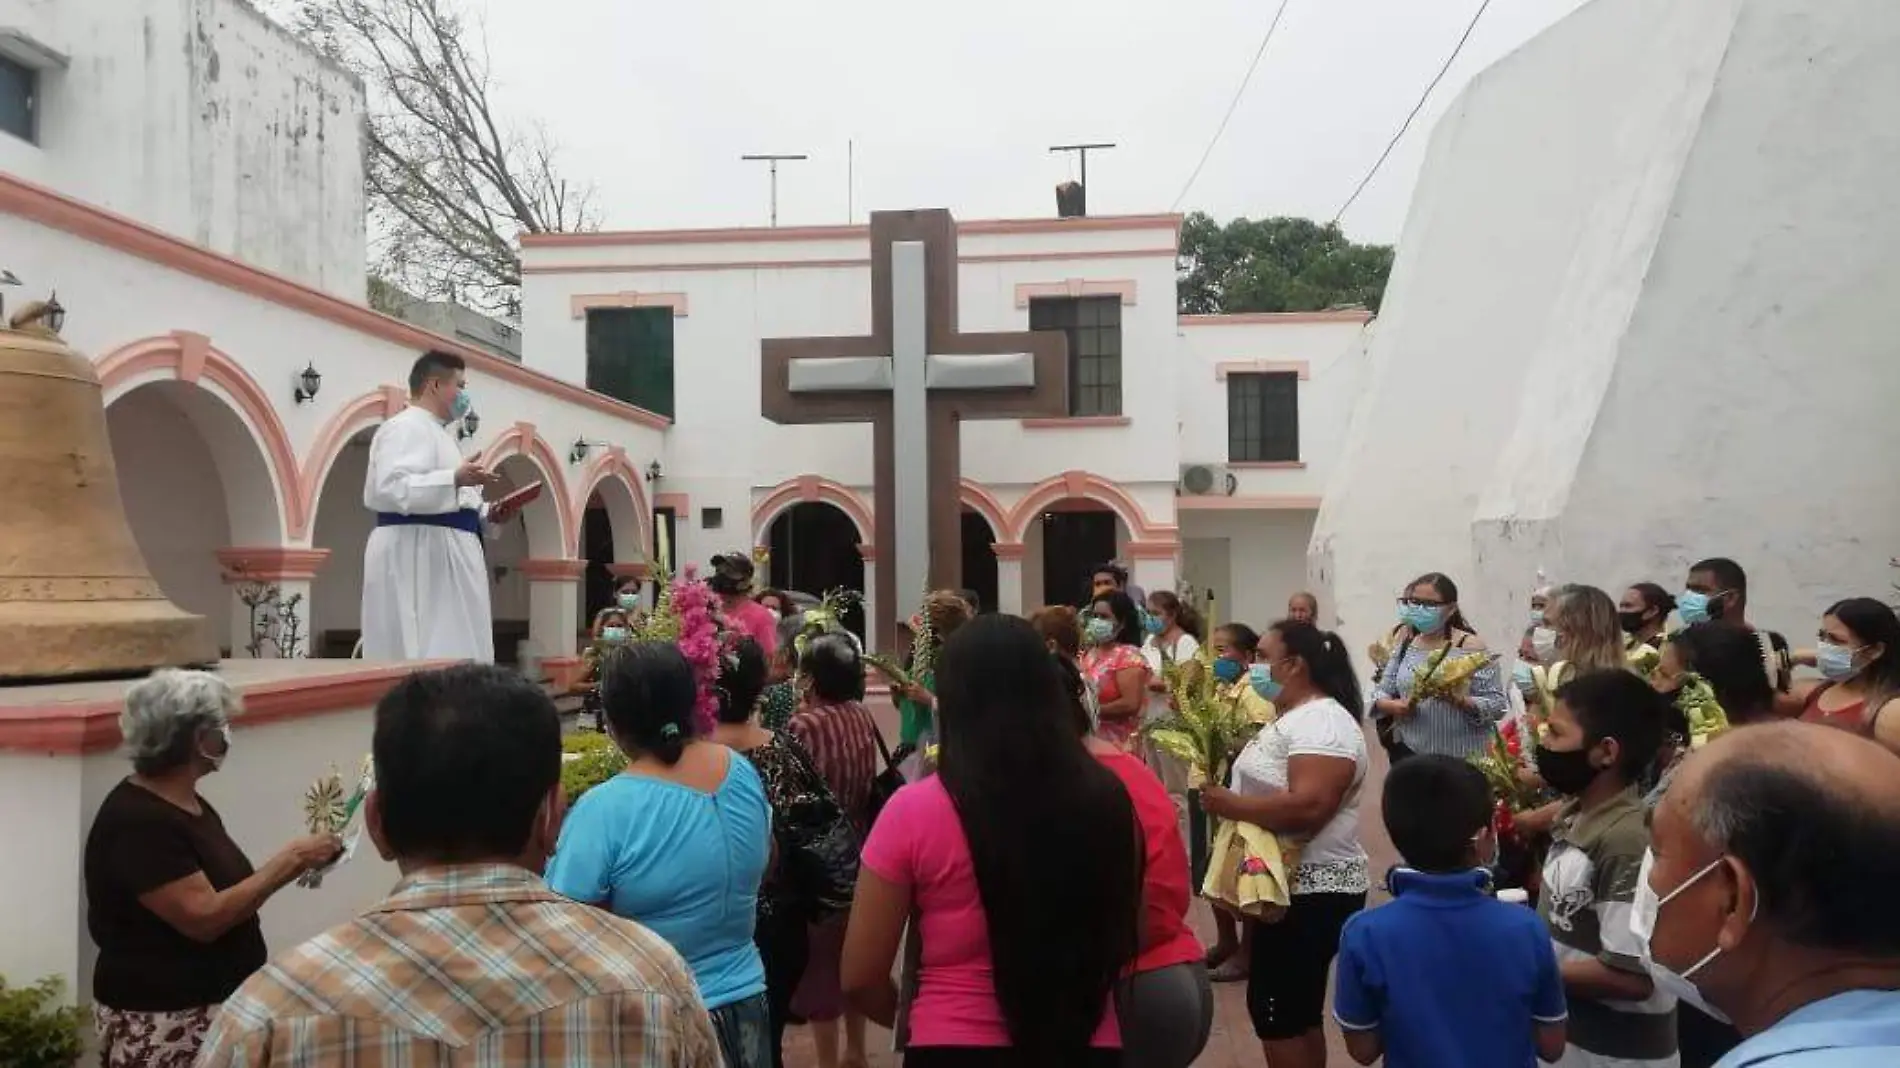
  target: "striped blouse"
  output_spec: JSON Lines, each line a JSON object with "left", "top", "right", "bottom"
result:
{"left": 1374, "top": 640, "right": 1509, "bottom": 758}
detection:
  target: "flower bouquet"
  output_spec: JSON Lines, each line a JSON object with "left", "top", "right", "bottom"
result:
{"left": 1675, "top": 672, "right": 1730, "bottom": 748}
{"left": 1626, "top": 641, "right": 1663, "bottom": 679}
{"left": 1408, "top": 646, "right": 1494, "bottom": 704}
{"left": 300, "top": 755, "right": 372, "bottom": 888}
{"left": 596, "top": 521, "right": 743, "bottom": 734}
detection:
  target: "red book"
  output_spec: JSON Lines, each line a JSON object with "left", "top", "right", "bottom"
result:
{"left": 493, "top": 480, "right": 542, "bottom": 514}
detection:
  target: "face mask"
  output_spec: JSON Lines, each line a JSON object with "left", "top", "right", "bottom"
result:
{"left": 1631, "top": 849, "right": 1751, "bottom": 1024}
{"left": 1083, "top": 617, "right": 1115, "bottom": 646}
{"left": 449, "top": 387, "right": 473, "bottom": 420}
{"left": 1530, "top": 609, "right": 1546, "bottom": 628}
{"left": 200, "top": 724, "right": 232, "bottom": 771}
{"left": 1512, "top": 661, "right": 1535, "bottom": 692}
{"left": 601, "top": 626, "right": 629, "bottom": 643}
{"left": 1212, "top": 656, "right": 1244, "bottom": 684}
{"left": 1399, "top": 603, "right": 1445, "bottom": 634}
{"left": 1619, "top": 610, "right": 1648, "bottom": 634}
{"left": 1249, "top": 663, "right": 1283, "bottom": 702}
{"left": 1678, "top": 590, "right": 1727, "bottom": 625}
{"left": 1141, "top": 611, "right": 1165, "bottom": 636}
{"left": 1532, "top": 741, "right": 1598, "bottom": 796}
{"left": 1531, "top": 626, "right": 1561, "bottom": 663}
{"left": 617, "top": 592, "right": 640, "bottom": 611}
{"left": 1816, "top": 641, "right": 1865, "bottom": 682}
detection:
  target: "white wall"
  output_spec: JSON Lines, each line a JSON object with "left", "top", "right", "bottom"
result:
{"left": 309, "top": 438, "right": 372, "bottom": 639}
{"left": 1181, "top": 510, "right": 1317, "bottom": 632}
{"left": 0, "top": 0, "right": 367, "bottom": 297}
{"left": 108, "top": 386, "right": 234, "bottom": 641}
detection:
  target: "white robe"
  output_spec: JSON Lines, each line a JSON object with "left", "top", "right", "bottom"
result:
{"left": 359, "top": 406, "right": 495, "bottom": 663}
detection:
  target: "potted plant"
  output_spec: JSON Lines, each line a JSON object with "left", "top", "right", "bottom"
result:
{"left": 0, "top": 976, "right": 85, "bottom": 1068}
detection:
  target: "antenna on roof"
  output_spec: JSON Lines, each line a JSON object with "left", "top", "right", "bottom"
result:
{"left": 1049, "top": 142, "right": 1116, "bottom": 218}
{"left": 741, "top": 153, "right": 809, "bottom": 227}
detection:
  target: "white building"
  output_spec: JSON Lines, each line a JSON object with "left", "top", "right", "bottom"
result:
{"left": 1313, "top": 0, "right": 1900, "bottom": 655}
{"left": 520, "top": 219, "right": 1371, "bottom": 633}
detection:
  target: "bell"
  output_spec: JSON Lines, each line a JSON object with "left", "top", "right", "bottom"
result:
{"left": 0, "top": 304, "right": 217, "bottom": 682}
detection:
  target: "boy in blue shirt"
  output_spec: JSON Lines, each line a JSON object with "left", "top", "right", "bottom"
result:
{"left": 1334, "top": 754, "right": 1568, "bottom": 1066}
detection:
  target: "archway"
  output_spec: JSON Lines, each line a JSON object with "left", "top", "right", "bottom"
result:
{"left": 960, "top": 510, "right": 998, "bottom": 614}
{"left": 105, "top": 380, "right": 286, "bottom": 657}
{"left": 488, "top": 453, "right": 566, "bottom": 664}
{"left": 579, "top": 470, "right": 646, "bottom": 627}
{"left": 768, "top": 502, "right": 866, "bottom": 639}
{"left": 307, "top": 425, "right": 376, "bottom": 657}
{"left": 1030, "top": 502, "right": 1126, "bottom": 608}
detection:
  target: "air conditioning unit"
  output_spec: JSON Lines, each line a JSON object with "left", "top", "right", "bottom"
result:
{"left": 1178, "top": 463, "right": 1238, "bottom": 497}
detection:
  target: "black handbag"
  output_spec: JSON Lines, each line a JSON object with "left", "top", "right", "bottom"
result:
{"left": 867, "top": 727, "right": 905, "bottom": 825}
{"left": 779, "top": 742, "right": 862, "bottom": 921}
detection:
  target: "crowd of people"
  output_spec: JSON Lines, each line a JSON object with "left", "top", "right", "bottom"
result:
{"left": 76, "top": 552, "right": 1900, "bottom": 1068}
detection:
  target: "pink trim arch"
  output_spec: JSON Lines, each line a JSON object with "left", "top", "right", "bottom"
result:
{"left": 96, "top": 333, "right": 301, "bottom": 540}
{"left": 479, "top": 422, "right": 577, "bottom": 559}
{"left": 959, "top": 480, "right": 1009, "bottom": 540}
{"left": 296, "top": 386, "right": 408, "bottom": 540}
{"left": 572, "top": 447, "right": 653, "bottom": 561}
{"left": 751, "top": 476, "right": 875, "bottom": 546}
{"left": 1005, "top": 470, "right": 1166, "bottom": 543}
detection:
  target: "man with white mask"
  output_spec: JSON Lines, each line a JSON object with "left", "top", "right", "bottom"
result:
{"left": 1638, "top": 722, "right": 1900, "bottom": 1066}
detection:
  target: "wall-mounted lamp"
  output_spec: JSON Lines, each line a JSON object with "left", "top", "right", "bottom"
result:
{"left": 457, "top": 409, "right": 481, "bottom": 441}
{"left": 292, "top": 360, "right": 322, "bottom": 404}
{"left": 569, "top": 437, "right": 609, "bottom": 465}
{"left": 43, "top": 290, "right": 66, "bottom": 334}
{"left": 646, "top": 459, "right": 664, "bottom": 483}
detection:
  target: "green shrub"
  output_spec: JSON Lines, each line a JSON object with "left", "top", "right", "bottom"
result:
{"left": 0, "top": 976, "right": 86, "bottom": 1068}
{"left": 561, "top": 733, "right": 625, "bottom": 803}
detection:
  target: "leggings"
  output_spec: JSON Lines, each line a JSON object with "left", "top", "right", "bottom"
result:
{"left": 1116, "top": 961, "right": 1214, "bottom": 1068}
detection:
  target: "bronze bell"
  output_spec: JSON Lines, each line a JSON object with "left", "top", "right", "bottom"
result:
{"left": 0, "top": 300, "right": 217, "bottom": 682}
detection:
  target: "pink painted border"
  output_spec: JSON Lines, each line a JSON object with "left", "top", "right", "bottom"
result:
{"left": 992, "top": 542, "right": 1027, "bottom": 562}
{"left": 1215, "top": 360, "right": 1311, "bottom": 381}
{"left": 521, "top": 247, "right": 1179, "bottom": 277}
{"left": 569, "top": 291, "right": 690, "bottom": 319}
{"left": 1126, "top": 540, "right": 1182, "bottom": 560}
{"left": 217, "top": 547, "right": 331, "bottom": 582}
{"left": 519, "top": 558, "right": 588, "bottom": 582}
{"left": 751, "top": 476, "right": 874, "bottom": 545}
{"left": 1013, "top": 279, "right": 1138, "bottom": 309}
{"left": 0, "top": 173, "right": 669, "bottom": 431}
{"left": 521, "top": 214, "right": 1184, "bottom": 249}
{"left": 1179, "top": 310, "right": 1373, "bottom": 326}
{"left": 1176, "top": 494, "right": 1323, "bottom": 511}
{"left": 1004, "top": 470, "right": 1165, "bottom": 543}
{"left": 0, "top": 661, "right": 458, "bottom": 755}
{"left": 654, "top": 491, "right": 690, "bottom": 515}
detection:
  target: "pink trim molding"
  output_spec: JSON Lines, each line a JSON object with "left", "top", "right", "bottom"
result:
{"left": 1125, "top": 540, "right": 1182, "bottom": 560}
{"left": 654, "top": 492, "right": 690, "bottom": 514}
{"left": 1013, "top": 279, "right": 1137, "bottom": 309}
{"left": 1005, "top": 470, "right": 1161, "bottom": 543}
{"left": 479, "top": 422, "right": 578, "bottom": 555}
{"left": 521, "top": 247, "right": 1180, "bottom": 277}
{"left": 1215, "top": 360, "right": 1311, "bottom": 381}
{"left": 992, "top": 542, "right": 1027, "bottom": 562}
{"left": 522, "top": 214, "right": 1183, "bottom": 249}
{"left": 959, "top": 480, "right": 1010, "bottom": 540}
{"left": 569, "top": 291, "right": 690, "bottom": 319}
{"left": 217, "top": 547, "right": 331, "bottom": 583}
{"left": 1179, "top": 310, "right": 1373, "bottom": 326}
{"left": 751, "top": 476, "right": 875, "bottom": 545}
{"left": 857, "top": 543, "right": 877, "bottom": 562}
{"left": 1176, "top": 494, "right": 1323, "bottom": 511}
{"left": 0, "top": 172, "right": 668, "bottom": 431}
{"left": 518, "top": 558, "right": 588, "bottom": 582}
{"left": 1021, "top": 415, "right": 1133, "bottom": 429}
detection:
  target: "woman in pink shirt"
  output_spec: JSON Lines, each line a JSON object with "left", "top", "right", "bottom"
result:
{"left": 841, "top": 615, "right": 1143, "bottom": 1067}
{"left": 709, "top": 553, "right": 779, "bottom": 657}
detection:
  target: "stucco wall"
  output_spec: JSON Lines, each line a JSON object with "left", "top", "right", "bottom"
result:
{"left": 0, "top": 0, "right": 366, "bottom": 297}
{"left": 1181, "top": 509, "right": 1318, "bottom": 632}
{"left": 1313, "top": 0, "right": 1900, "bottom": 662}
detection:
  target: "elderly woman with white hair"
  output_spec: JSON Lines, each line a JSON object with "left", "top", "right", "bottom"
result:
{"left": 82, "top": 669, "right": 339, "bottom": 1068}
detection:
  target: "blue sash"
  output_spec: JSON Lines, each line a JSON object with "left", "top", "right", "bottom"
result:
{"left": 376, "top": 508, "right": 482, "bottom": 537}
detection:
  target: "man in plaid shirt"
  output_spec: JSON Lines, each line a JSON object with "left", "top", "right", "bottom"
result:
{"left": 194, "top": 664, "right": 721, "bottom": 1067}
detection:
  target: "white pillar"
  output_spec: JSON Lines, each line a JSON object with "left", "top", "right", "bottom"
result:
{"left": 217, "top": 549, "right": 329, "bottom": 659}
{"left": 995, "top": 542, "right": 1026, "bottom": 617}
{"left": 519, "top": 559, "right": 584, "bottom": 674}
{"left": 859, "top": 544, "right": 880, "bottom": 652}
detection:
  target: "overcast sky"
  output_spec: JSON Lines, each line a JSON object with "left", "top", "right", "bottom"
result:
{"left": 460, "top": 0, "right": 1589, "bottom": 243}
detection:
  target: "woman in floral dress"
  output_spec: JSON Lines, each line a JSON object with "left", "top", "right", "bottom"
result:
{"left": 1082, "top": 589, "right": 1153, "bottom": 751}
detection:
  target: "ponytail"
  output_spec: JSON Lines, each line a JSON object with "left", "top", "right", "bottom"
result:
{"left": 1410, "top": 571, "right": 1478, "bottom": 641}
{"left": 1273, "top": 620, "right": 1364, "bottom": 719}
{"left": 599, "top": 641, "right": 699, "bottom": 764}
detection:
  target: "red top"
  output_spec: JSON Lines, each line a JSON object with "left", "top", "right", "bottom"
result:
{"left": 1801, "top": 683, "right": 1867, "bottom": 734}
{"left": 787, "top": 699, "right": 883, "bottom": 833}
{"left": 725, "top": 598, "right": 780, "bottom": 658}
{"left": 1093, "top": 749, "right": 1203, "bottom": 974}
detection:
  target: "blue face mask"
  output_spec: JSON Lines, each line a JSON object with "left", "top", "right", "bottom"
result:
{"left": 1141, "top": 611, "right": 1165, "bottom": 636}
{"left": 1249, "top": 663, "right": 1283, "bottom": 702}
{"left": 617, "top": 592, "right": 640, "bottom": 611}
{"left": 1512, "top": 660, "right": 1535, "bottom": 691}
{"left": 1084, "top": 617, "right": 1115, "bottom": 646}
{"left": 449, "top": 387, "right": 473, "bottom": 420}
{"left": 1400, "top": 603, "right": 1445, "bottom": 634}
{"left": 1816, "top": 641, "right": 1865, "bottom": 682}
{"left": 601, "top": 626, "right": 629, "bottom": 643}
{"left": 1678, "top": 590, "right": 1722, "bottom": 625}
{"left": 1212, "top": 656, "right": 1244, "bottom": 684}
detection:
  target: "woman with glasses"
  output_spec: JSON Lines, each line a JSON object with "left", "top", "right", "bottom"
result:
{"left": 1369, "top": 572, "right": 1507, "bottom": 760}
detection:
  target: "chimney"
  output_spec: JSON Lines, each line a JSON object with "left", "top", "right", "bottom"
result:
{"left": 1055, "top": 181, "right": 1086, "bottom": 218}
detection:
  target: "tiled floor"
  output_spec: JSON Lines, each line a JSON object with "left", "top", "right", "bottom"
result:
{"left": 783, "top": 722, "right": 1401, "bottom": 1068}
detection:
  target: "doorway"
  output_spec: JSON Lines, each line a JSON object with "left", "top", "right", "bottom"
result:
{"left": 768, "top": 502, "right": 866, "bottom": 639}
{"left": 959, "top": 510, "right": 998, "bottom": 614}
{"left": 1041, "top": 509, "right": 1118, "bottom": 606}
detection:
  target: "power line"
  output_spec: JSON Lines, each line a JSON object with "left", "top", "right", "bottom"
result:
{"left": 1331, "top": 0, "right": 1494, "bottom": 226}
{"left": 1169, "top": 0, "right": 1295, "bottom": 213}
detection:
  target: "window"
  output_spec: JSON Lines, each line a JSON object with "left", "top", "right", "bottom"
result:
{"left": 0, "top": 55, "right": 37, "bottom": 144}
{"left": 700, "top": 506, "right": 724, "bottom": 530}
{"left": 1227, "top": 372, "right": 1300, "bottom": 462}
{"left": 1029, "top": 296, "right": 1122, "bottom": 417}
{"left": 585, "top": 307, "right": 674, "bottom": 418}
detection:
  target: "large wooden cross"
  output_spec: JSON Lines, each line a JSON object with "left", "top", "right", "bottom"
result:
{"left": 761, "top": 209, "right": 1068, "bottom": 652}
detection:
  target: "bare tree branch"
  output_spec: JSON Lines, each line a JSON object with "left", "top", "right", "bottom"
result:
{"left": 273, "top": 0, "right": 600, "bottom": 318}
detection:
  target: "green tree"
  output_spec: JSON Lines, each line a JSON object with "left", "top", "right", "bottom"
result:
{"left": 1177, "top": 212, "right": 1395, "bottom": 315}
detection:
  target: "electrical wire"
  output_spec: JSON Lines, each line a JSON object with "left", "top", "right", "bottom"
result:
{"left": 1331, "top": 0, "right": 1495, "bottom": 225}
{"left": 1169, "top": 0, "right": 1295, "bottom": 212}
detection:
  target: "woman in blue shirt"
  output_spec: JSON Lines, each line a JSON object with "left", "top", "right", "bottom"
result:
{"left": 548, "top": 641, "right": 774, "bottom": 1068}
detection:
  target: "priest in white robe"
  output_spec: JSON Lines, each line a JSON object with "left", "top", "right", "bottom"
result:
{"left": 360, "top": 351, "right": 522, "bottom": 662}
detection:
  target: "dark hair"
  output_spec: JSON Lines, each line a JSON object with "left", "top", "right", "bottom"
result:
{"left": 707, "top": 552, "right": 757, "bottom": 597}
{"left": 1270, "top": 620, "right": 1364, "bottom": 718}
{"left": 774, "top": 613, "right": 807, "bottom": 663}
{"left": 1384, "top": 755, "right": 1492, "bottom": 872}
{"left": 1631, "top": 582, "right": 1677, "bottom": 618}
{"left": 1408, "top": 572, "right": 1477, "bottom": 636}
{"left": 1825, "top": 597, "right": 1900, "bottom": 711}
{"left": 1690, "top": 557, "right": 1748, "bottom": 598}
{"left": 1053, "top": 653, "right": 1093, "bottom": 736}
{"left": 956, "top": 588, "right": 982, "bottom": 614}
{"left": 935, "top": 615, "right": 1141, "bottom": 1058}
{"left": 1552, "top": 670, "right": 1665, "bottom": 777}
{"left": 1031, "top": 605, "right": 1082, "bottom": 659}
{"left": 755, "top": 588, "right": 792, "bottom": 618}
{"left": 407, "top": 350, "right": 465, "bottom": 396}
{"left": 1092, "top": 590, "right": 1144, "bottom": 648}
{"left": 715, "top": 638, "right": 769, "bottom": 725}
{"left": 372, "top": 664, "right": 560, "bottom": 862}
{"left": 599, "top": 641, "right": 699, "bottom": 764}
{"left": 1671, "top": 622, "right": 1776, "bottom": 722}
{"left": 1146, "top": 590, "right": 1206, "bottom": 643}
{"left": 1214, "top": 622, "right": 1261, "bottom": 657}
{"left": 1289, "top": 591, "right": 1320, "bottom": 613}
{"left": 1091, "top": 562, "right": 1129, "bottom": 588}
{"left": 800, "top": 631, "right": 865, "bottom": 703}
{"left": 1693, "top": 735, "right": 1900, "bottom": 955}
